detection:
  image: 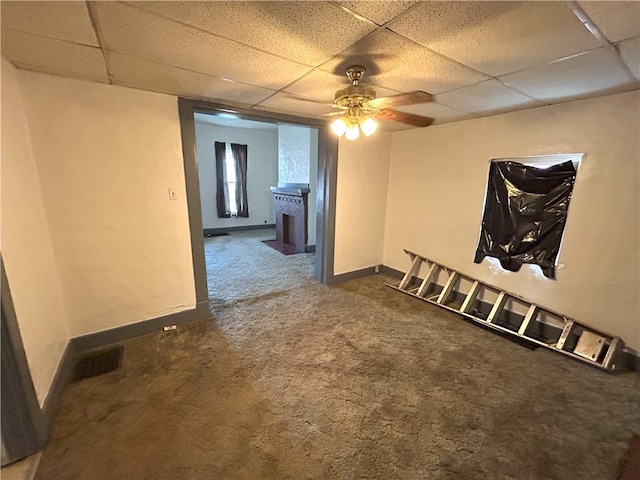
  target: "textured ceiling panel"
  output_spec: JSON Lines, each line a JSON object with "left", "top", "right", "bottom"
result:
{"left": 435, "top": 79, "right": 545, "bottom": 115}
{"left": 618, "top": 37, "right": 640, "bottom": 81}
{"left": 387, "top": 1, "right": 603, "bottom": 76}
{"left": 284, "top": 68, "right": 401, "bottom": 104}
{"left": 106, "top": 52, "right": 275, "bottom": 106}
{"left": 1, "top": 1, "right": 638, "bottom": 130}
{"left": 394, "top": 101, "right": 475, "bottom": 124}
{"left": 319, "top": 29, "right": 488, "bottom": 94}
{"left": 92, "top": 2, "right": 311, "bottom": 90}
{"left": 336, "top": 1, "right": 418, "bottom": 26}
{"left": 129, "top": 1, "right": 376, "bottom": 67}
{"left": 255, "top": 92, "right": 338, "bottom": 118}
{"left": 1, "top": 29, "right": 108, "bottom": 82}
{"left": 0, "top": 1, "right": 99, "bottom": 47}
{"left": 578, "top": 1, "right": 640, "bottom": 43}
{"left": 500, "top": 47, "right": 638, "bottom": 104}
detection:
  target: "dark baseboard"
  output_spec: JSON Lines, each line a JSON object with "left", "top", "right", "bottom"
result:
{"left": 329, "top": 266, "right": 379, "bottom": 284}
{"left": 40, "top": 341, "right": 77, "bottom": 440}
{"left": 70, "top": 307, "right": 203, "bottom": 353}
{"left": 380, "top": 265, "right": 405, "bottom": 279}
{"left": 204, "top": 224, "right": 275, "bottom": 236}
{"left": 305, "top": 245, "right": 316, "bottom": 253}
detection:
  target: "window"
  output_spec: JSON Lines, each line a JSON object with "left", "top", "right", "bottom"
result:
{"left": 474, "top": 154, "right": 582, "bottom": 279}
{"left": 214, "top": 141, "right": 249, "bottom": 218}
{"left": 223, "top": 143, "right": 238, "bottom": 216}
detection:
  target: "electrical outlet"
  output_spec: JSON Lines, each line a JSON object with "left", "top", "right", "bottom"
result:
{"left": 163, "top": 325, "right": 177, "bottom": 332}
{"left": 168, "top": 188, "right": 177, "bottom": 200}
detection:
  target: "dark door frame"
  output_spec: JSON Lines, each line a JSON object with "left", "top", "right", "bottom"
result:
{"left": 177, "top": 98, "right": 339, "bottom": 314}
{"left": 1, "top": 257, "right": 46, "bottom": 466}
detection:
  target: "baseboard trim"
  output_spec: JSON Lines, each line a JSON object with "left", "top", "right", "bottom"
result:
{"left": 70, "top": 307, "right": 203, "bottom": 353}
{"left": 380, "top": 265, "right": 404, "bottom": 279}
{"left": 330, "top": 266, "right": 378, "bottom": 284}
{"left": 204, "top": 224, "right": 275, "bottom": 235}
{"left": 305, "top": 245, "right": 316, "bottom": 253}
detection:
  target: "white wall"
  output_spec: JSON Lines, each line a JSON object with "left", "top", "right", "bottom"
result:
{"left": 334, "top": 131, "right": 393, "bottom": 275}
{"left": 277, "top": 124, "right": 318, "bottom": 245}
{"left": 384, "top": 91, "right": 640, "bottom": 351}
{"left": 195, "top": 122, "right": 278, "bottom": 229}
{"left": 1, "top": 59, "right": 70, "bottom": 405}
{"left": 17, "top": 70, "right": 196, "bottom": 337}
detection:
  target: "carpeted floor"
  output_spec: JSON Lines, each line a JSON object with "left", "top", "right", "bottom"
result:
{"left": 35, "top": 230, "right": 640, "bottom": 479}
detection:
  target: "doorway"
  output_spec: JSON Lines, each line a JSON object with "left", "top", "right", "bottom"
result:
{"left": 177, "top": 99, "right": 338, "bottom": 316}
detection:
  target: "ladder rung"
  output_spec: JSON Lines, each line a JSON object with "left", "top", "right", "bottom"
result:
{"left": 398, "top": 254, "right": 423, "bottom": 290}
{"left": 436, "top": 272, "right": 459, "bottom": 304}
{"left": 460, "top": 281, "right": 481, "bottom": 313}
{"left": 416, "top": 263, "right": 439, "bottom": 297}
{"left": 556, "top": 319, "right": 575, "bottom": 351}
{"left": 486, "top": 292, "right": 508, "bottom": 323}
{"left": 518, "top": 305, "right": 539, "bottom": 336}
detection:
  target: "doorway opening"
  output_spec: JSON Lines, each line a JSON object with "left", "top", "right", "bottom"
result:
{"left": 177, "top": 99, "right": 338, "bottom": 316}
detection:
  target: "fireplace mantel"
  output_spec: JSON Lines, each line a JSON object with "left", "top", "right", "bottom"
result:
{"left": 270, "top": 183, "right": 310, "bottom": 254}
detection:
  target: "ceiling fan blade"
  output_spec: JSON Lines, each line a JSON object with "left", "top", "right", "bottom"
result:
{"left": 368, "top": 91, "right": 432, "bottom": 109}
{"left": 376, "top": 109, "right": 434, "bottom": 127}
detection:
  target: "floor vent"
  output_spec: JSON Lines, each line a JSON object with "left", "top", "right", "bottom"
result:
{"left": 74, "top": 345, "right": 123, "bottom": 381}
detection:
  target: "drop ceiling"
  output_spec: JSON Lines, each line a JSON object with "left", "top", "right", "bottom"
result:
{"left": 2, "top": 1, "right": 638, "bottom": 131}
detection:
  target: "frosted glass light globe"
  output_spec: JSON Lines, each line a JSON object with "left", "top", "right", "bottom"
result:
{"left": 331, "top": 118, "right": 347, "bottom": 136}
{"left": 360, "top": 117, "right": 378, "bottom": 136}
{"left": 344, "top": 123, "right": 360, "bottom": 140}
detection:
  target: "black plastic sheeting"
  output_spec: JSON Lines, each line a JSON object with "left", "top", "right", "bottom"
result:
{"left": 474, "top": 160, "right": 576, "bottom": 279}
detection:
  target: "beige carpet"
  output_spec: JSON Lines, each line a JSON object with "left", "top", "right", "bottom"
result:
{"left": 35, "top": 230, "right": 640, "bottom": 479}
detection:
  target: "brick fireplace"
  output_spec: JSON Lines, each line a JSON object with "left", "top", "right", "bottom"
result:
{"left": 270, "top": 183, "right": 310, "bottom": 254}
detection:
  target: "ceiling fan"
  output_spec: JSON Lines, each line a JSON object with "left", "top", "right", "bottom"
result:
{"left": 329, "top": 66, "right": 434, "bottom": 140}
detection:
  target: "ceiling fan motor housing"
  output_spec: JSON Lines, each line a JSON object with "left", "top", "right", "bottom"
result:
{"left": 335, "top": 85, "right": 376, "bottom": 109}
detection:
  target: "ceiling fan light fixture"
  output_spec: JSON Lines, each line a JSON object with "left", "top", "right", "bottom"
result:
{"left": 331, "top": 117, "right": 348, "bottom": 136}
{"left": 360, "top": 117, "right": 378, "bottom": 137}
{"left": 344, "top": 121, "right": 360, "bottom": 141}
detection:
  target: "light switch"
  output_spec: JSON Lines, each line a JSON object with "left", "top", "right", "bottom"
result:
{"left": 168, "top": 188, "right": 177, "bottom": 200}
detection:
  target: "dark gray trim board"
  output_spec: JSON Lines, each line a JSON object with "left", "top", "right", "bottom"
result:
{"left": 70, "top": 307, "right": 202, "bottom": 353}
{"left": 330, "top": 266, "right": 379, "bottom": 284}
{"left": 204, "top": 224, "right": 275, "bottom": 236}
{"left": 1, "top": 258, "right": 45, "bottom": 465}
{"left": 40, "top": 342, "right": 76, "bottom": 437}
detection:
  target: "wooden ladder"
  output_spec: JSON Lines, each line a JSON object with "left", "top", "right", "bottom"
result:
{"left": 386, "top": 249, "right": 625, "bottom": 372}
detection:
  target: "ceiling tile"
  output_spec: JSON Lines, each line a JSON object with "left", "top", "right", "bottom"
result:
{"left": 106, "top": 52, "right": 275, "bottom": 106}
{"left": 394, "top": 102, "right": 477, "bottom": 125}
{"left": 284, "top": 68, "right": 402, "bottom": 104}
{"left": 1, "top": 29, "right": 109, "bottom": 83}
{"left": 319, "top": 29, "right": 488, "bottom": 94}
{"left": 435, "top": 79, "right": 545, "bottom": 115}
{"left": 92, "top": 2, "right": 312, "bottom": 90}
{"left": 128, "top": 1, "right": 376, "bottom": 67}
{"left": 387, "top": 1, "right": 603, "bottom": 76}
{"left": 336, "top": 1, "right": 417, "bottom": 26}
{"left": 500, "top": 47, "right": 638, "bottom": 104}
{"left": 255, "top": 92, "right": 338, "bottom": 119}
{"left": 375, "top": 119, "right": 415, "bottom": 132}
{"left": 578, "top": 1, "right": 640, "bottom": 43}
{"left": 618, "top": 37, "right": 640, "bottom": 81}
{"left": 0, "top": 1, "right": 99, "bottom": 47}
